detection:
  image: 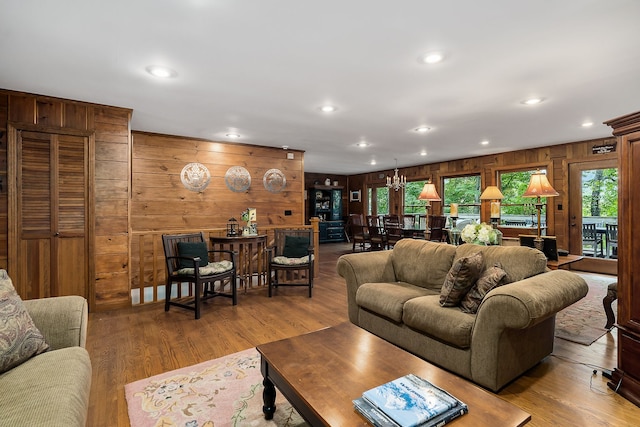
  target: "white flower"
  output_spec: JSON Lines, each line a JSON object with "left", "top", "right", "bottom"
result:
{"left": 460, "top": 222, "right": 497, "bottom": 244}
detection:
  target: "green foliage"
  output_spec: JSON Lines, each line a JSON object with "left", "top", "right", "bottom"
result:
{"left": 404, "top": 181, "right": 426, "bottom": 214}
{"left": 443, "top": 176, "right": 480, "bottom": 214}
{"left": 582, "top": 168, "right": 617, "bottom": 217}
{"left": 500, "top": 170, "right": 539, "bottom": 215}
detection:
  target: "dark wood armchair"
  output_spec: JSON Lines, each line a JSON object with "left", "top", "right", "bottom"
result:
{"left": 428, "top": 215, "right": 447, "bottom": 242}
{"left": 267, "top": 229, "right": 314, "bottom": 297}
{"left": 162, "top": 232, "right": 237, "bottom": 319}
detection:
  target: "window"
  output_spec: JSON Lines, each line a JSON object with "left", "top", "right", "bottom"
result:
{"left": 403, "top": 180, "right": 427, "bottom": 214}
{"left": 499, "top": 169, "right": 545, "bottom": 225}
{"left": 443, "top": 175, "right": 481, "bottom": 223}
{"left": 367, "top": 185, "right": 389, "bottom": 216}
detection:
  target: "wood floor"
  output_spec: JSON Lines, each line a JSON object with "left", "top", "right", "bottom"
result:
{"left": 86, "top": 242, "right": 639, "bottom": 426}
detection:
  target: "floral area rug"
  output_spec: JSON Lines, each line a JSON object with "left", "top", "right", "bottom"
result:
{"left": 554, "top": 272, "right": 617, "bottom": 346}
{"left": 125, "top": 348, "right": 308, "bottom": 427}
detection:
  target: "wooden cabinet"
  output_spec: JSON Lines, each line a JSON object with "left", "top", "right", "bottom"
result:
{"left": 310, "top": 185, "right": 345, "bottom": 242}
{"left": 605, "top": 111, "right": 640, "bottom": 406}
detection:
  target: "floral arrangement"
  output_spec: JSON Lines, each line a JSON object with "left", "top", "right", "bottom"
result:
{"left": 460, "top": 222, "right": 499, "bottom": 245}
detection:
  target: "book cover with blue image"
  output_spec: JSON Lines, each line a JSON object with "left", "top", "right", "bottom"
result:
{"left": 362, "top": 374, "right": 461, "bottom": 427}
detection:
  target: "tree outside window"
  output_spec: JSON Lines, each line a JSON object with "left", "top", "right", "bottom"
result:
{"left": 443, "top": 175, "right": 481, "bottom": 223}
{"left": 403, "top": 180, "right": 426, "bottom": 214}
{"left": 499, "top": 169, "right": 543, "bottom": 224}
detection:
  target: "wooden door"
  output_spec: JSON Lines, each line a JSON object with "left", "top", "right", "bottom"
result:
{"left": 10, "top": 129, "right": 89, "bottom": 299}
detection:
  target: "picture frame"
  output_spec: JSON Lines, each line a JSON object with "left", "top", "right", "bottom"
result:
{"left": 350, "top": 190, "right": 361, "bottom": 202}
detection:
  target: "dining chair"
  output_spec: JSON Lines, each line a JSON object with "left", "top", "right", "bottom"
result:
{"left": 582, "top": 223, "right": 604, "bottom": 257}
{"left": 349, "top": 215, "right": 371, "bottom": 252}
{"left": 162, "top": 232, "right": 237, "bottom": 319}
{"left": 267, "top": 229, "right": 314, "bottom": 297}
{"left": 366, "top": 215, "right": 388, "bottom": 250}
{"left": 428, "top": 215, "right": 447, "bottom": 242}
{"left": 605, "top": 224, "right": 618, "bottom": 259}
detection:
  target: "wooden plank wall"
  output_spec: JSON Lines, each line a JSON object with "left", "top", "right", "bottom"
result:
{"left": 0, "top": 89, "right": 131, "bottom": 311}
{"left": 131, "top": 132, "right": 305, "bottom": 231}
{"left": 347, "top": 139, "right": 618, "bottom": 251}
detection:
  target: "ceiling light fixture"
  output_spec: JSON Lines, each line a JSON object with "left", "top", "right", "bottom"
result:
{"left": 319, "top": 105, "right": 337, "bottom": 113}
{"left": 419, "top": 51, "right": 444, "bottom": 64}
{"left": 415, "top": 126, "right": 431, "bottom": 133}
{"left": 582, "top": 121, "right": 594, "bottom": 127}
{"left": 370, "top": 160, "right": 377, "bottom": 166}
{"left": 481, "top": 140, "right": 490, "bottom": 145}
{"left": 357, "top": 141, "right": 368, "bottom": 148}
{"left": 386, "top": 158, "right": 406, "bottom": 192}
{"left": 522, "top": 97, "right": 543, "bottom": 105}
{"left": 226, "top": 133, "right": 241, "bottom": 139}
{"left": 420, "top": 150, "right": 427, "bottom": 156}
{"left": 145, "top": 65, "right": 177, "bottom": 78}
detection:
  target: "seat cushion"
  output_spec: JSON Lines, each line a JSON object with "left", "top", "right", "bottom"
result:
{"left": 356, "top": 282, "right": 434, "bottom": 322}
{"left": 176, "top": 260, "right": 233, "bottom": 275}
{"left": 0, "top": 271, "right": 50, "bottom": 374}
{"left": 403, "top": 296, "right": 475, "bottom": 348}
{"left": 272, "top": 255, "right": 313, "bottom": 265}
{"left": 283, "top": 235, "right": 310, "bottom": 258}
{"left": 439, "top": 251, "right": 484, "bottom": 307}
{"left": 177, "top": 242, "right": 209, "bottom": 268}
{"left": 0, "top": 346, "right": 91, "bottom": 427}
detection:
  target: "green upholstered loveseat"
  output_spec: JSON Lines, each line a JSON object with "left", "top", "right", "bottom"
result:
{"left": 336, "top": 239, "right": 588, "bottom": 391}
{"left": 0, "top": 295, "right": 92, "bottom": 426}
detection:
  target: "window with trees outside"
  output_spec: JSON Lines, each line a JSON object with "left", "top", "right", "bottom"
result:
{"left": 367, "top": 186, "right": 389, "bottom": 216}
{"left": 582, "top": 168, "right": 617, "bottom": 224}
{"left": 403, "top": 180, "right": 427, "bottom": 215}
{"left": 499, "top": 169, "right": 545, "bottom": 225}
{"left": 443, "top": 175, "right": 481, "bottom": 226}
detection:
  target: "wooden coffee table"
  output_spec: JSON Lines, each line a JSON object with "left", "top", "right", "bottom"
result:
{"left": 256, "top": 322, "right": 530, "bottom": 426}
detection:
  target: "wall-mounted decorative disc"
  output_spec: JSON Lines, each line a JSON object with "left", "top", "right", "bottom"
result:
{"left": 225, "top": 166, "right": 251, "bottom": 192}
{"left": 263, "top": 168, "right": 286, "bottom": 193}
{"left": 180, "top": 162, "right": 211, "bottom": 192}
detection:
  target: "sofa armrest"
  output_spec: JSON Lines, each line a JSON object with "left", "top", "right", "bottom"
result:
{"left": 475, "top": 269, "right": 588, "bottom": 330}
{"left": 23, "top": 296, "right": 88, "bottom": 350}
{"left": 336, "top": 251, "right": 396, "bottom": 323}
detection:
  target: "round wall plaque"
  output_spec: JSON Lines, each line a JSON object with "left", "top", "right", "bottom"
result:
{"left": 263, "top": 168, "right": 286, "bottom": 193}
{"left": 225, "top": 166, "right": 252, "bottom": 192}
{"left": 180, "top": 162, "right": 211, "bottom": 192}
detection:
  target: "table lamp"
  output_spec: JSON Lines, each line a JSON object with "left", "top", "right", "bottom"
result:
{"left": 480, "top": 186, "right": 505, "bottom": 228}
{"left": 418, "top": 180, "right": 441, "bottom": 240}
{"left": 522, "top": 170, "right": 558, "bottom": 251}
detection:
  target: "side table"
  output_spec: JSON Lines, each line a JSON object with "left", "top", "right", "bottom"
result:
{"left": 210, "top": 235, "right": 268, "bottom": 292}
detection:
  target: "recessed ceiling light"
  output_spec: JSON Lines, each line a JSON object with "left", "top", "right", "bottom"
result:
{"left": 357, "top": 141, "right": 368, "bottom": 148}
{"left": 319, "top": 105, "right": 337, "bottom": 113}
{"left": 145, "top": 65, "right": 177, "bottom": 78}
{"left": 370, "top": 159, "right": 377, "bottom": 165}
{"left": 480, "top": 140, "right": 490, "bottom": 145}
{"left": 420, "top": 150, "right": 427, "bottom": 156}
{"left": 415, "top": 126, "right": 431, "bottom": 133}
{"left": 582, "top": 121, "right": 594, "bottom": 127}
{"left": 226, "top": 133, "right": 240, "bottom": 139}
{"left": 418, "top": 51, "right": 444, "bottom": 64}
{"left": 522, "top": 97, "right": 543, "bottom": 105}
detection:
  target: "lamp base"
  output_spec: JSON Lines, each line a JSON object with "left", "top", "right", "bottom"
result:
{"left": 533, "top": 237, "right": 544, "bottom": 251}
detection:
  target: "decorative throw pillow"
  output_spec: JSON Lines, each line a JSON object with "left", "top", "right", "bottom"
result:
{"left": 0, "top": 270, "right": 50, "bottom": 374}
{"left": 460, "top": 263, "right": 508, "bottom": 314}
{"left": 177, "top": 242, "right": 209, "bottom": 268}
{"left": 440, "top": 252, "right": 484, "bottom": 307}
{"left": 283, "top": 235, "right": 310, "bottom": 258}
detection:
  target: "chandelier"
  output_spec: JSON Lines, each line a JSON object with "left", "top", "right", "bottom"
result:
{"left": 386, "top": 158, "right": 406, "bottom": 191}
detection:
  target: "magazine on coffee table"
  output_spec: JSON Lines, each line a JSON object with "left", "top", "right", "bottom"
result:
{"left": 354, "top": 397, "right": 468, "bottom": 427}
{"left": 357, "top": 374, "right": 468, "bottom": 427}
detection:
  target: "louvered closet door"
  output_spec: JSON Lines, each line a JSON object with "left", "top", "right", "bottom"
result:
{"left": 16, "top": 130, "right": 88, "bottom": 299}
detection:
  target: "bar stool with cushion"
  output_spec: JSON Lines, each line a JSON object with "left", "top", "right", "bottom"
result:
{"left": 267, "top": 229, "right": 314, "bottom": 297}
{"left": 162, "top": 232, "right": 237, "bottom": 319}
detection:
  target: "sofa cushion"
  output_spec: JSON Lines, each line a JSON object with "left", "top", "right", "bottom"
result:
{"left": 176, "top": 260, "right": 234, "bottom": 275}
{"left": 356, "top": 282, "right": 435, "bottom": 322}
{"left": 391, "top": 239, "right": 457, "bottom": 291}
{"left": 0, "top": 346, "right": 91, "bottom": 426}
{"left": 0, "top": 271, "right": 50, "bottom": 374}
{"left": 440, "top": 252, "right": 484, "bottom": 307}
{"left": 454, "top": 244, "right": 547, "bottom": 283}
{"left": 403, "top": 295, "right": 475, "bottom": 348}
{"left": 460, "top": 263, "right": 508, "bottom": 314}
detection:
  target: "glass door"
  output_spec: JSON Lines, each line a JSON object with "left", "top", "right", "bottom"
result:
{"left": 569, "top": 160, "right": 618, "bottom": 269}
